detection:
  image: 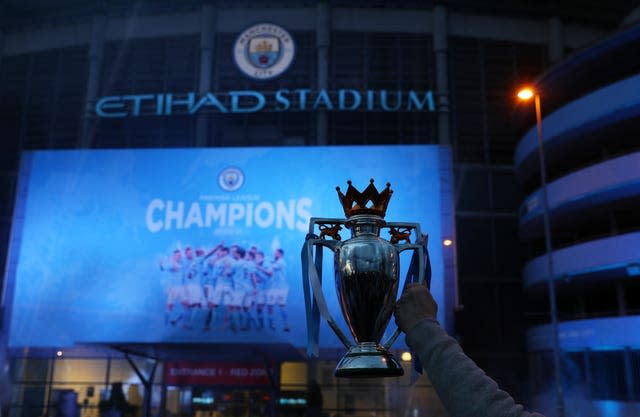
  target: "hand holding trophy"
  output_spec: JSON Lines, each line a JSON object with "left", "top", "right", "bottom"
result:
{"left": 301, "top": 179, "right": 431, "bottom": 377}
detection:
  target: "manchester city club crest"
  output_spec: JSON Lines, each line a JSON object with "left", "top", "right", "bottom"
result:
{"left": 234, "top": 23, "right": 295, "bottom": 80}
{"left": 249, "top": 36, "right": 280, "bottom": 68}
{"left": 218, "top": 167, "right": 245, "bottom": 192}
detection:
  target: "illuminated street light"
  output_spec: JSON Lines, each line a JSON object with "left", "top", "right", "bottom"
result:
{"left": 401, "top": 351, "right": 412, "bottom": 362}
{"left": 516, "top": 87, "right": 534, "bottom": 101}
{"left": 443, "top": 239, "right": 453, "bottom": 246}
{"left": 517, "top": 86, "right": 565, "bottom": 417}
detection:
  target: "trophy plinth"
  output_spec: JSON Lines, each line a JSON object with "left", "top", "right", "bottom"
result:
{"left": 335, "top": 342, "right": 403, "bottom": 378}
{"left": 302, "top": 179, "right": 430, "bottom": 378}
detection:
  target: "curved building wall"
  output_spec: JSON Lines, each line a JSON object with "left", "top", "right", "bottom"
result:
{"left": 519, "top": 152, "right": 640, "bottom": 238}
{"left": 515, "top": 74, "right": 640, "bottom": 176}
{"left": 515, "top": 22, "right": 640, "bottom": 415}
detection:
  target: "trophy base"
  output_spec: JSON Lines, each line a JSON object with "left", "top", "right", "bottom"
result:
{"left": 334, "top": 342, "right": 404, "bottom": 378}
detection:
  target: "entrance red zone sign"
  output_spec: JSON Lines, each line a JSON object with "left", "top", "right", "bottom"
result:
{"left": 164, "top": 362, "right": 272, "bottom": 386}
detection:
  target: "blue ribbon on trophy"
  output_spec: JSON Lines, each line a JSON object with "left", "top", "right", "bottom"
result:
{"left": 301, "top": 179, "right": 432, "bottom": 377}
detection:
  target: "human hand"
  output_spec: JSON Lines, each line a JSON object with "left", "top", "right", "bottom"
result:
{"left": 394, "top": 283, "right": 438, "bottom": 333}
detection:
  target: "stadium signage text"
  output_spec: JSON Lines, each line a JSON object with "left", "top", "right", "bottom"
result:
{"left": 95, "top": 88, "right": 436, "bottom": 117}
{"left": 164, "top": 362, "right": 272, "bottom": 385}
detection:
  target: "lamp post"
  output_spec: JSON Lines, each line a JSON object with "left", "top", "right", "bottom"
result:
{"left": 517, "top": 87, "right": 565, "bottom": 417}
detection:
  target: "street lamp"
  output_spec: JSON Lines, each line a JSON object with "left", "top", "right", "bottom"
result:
{"left": 516, "top": 86, "right": 565, "bottom": 417}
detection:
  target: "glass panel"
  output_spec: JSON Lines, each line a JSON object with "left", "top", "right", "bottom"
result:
{"left": 588, "top": 350, "right": 626, "bottom": 400}
{"left": 10, "top": 359, "right": 50, "bottom": 383}
{"left": 280, "top": 362, "right": 307, "bottom": 391}
{"left": 456, "top": 168, "right": 490, "bottom": 211}
{"left": 53, "top": 359, "right": 108, "bottom": 384}
{"left": 8, "top": 384, "right": 47, "bottom": 417}
{"left": 109, "top": 360, "right": 139, "bottom": 386}
{"left": 456, "top": 217, "right": 493, "bottom": 276}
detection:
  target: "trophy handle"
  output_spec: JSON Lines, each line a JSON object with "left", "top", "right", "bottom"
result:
{"left": 381, "top": 234, "right": 430, "bottom": 350}
{"left": 302, "top": 219, "right": 353, "bottom": 357}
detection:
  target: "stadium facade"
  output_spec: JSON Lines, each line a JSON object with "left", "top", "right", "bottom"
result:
{"left": 0, "top": 2, "right": 638, "bottom": 417}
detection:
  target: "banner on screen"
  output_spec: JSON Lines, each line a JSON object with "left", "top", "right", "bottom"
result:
{"left": 5, "top": 145, "right": 452, "bottom": 349}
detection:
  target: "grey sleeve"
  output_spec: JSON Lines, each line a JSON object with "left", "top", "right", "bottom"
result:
{"left": 405, "top": 319, "right": 546, "bottom": 417}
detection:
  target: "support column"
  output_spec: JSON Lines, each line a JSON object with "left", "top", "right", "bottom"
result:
{"left": 316, "top": 0, "right": 330, "bottom": 146}
{"left": 583, "top": 349, "right": 591, "bottom": 396}
{"left": 159, "top": 377, "right": 168, "bottom": 417}
{"left": 616, "top": 281, "right": 627, "bottom": 316}
{"left": 0, "top": 27, "right": 4, "bottom": 70}
{"left": 306, "top": 360, "right": 322, "bottom": 417}
{"left": 125, "top": 354, "right": 158, "bottom": 417}
{"left": 196, "top": 3, "right": 216, "bottom": 147}
{"left": 548, "top": 17, "right": 563, "bottom": 64}
{"left": 80, "top": 15, "right": 107, "bottom": 148}
{"left": 623, "top": 347, "right": 635, "bottom": 401}
{"left": 0, "top": 336, "right": 8, "bottom": 415}
{"left": 433, "top": 5, "right": 450, "bottom": 145}
{"left": 0, "top": 26, "right": 8, "bottom": 409}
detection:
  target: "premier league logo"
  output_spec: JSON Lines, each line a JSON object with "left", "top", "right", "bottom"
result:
{"left": 234, "top": 23, "right": 295, "bottom": 80}
{"left": 218, "top": 167, "right": 244, "bottom": 192}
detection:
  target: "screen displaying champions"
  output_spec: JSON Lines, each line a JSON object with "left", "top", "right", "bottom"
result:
{"left": 6, "top": 145, "right": 449, "bottom": 348}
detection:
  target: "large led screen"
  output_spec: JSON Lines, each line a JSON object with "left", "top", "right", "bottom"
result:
{"left": 4, "top": 145, "right": 453, "bottom": 349}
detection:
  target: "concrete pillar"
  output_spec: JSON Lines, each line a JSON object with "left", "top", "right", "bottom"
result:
{"left": 583, "top": 348, "right": 592, "bottom": 395}
{"left": 80, "top": 15, "right": 107, "bottom": 148}
{"left": 0, "top": 27, "right": 4, "bottom": 70}
{"left": 0, "top": 321, "right": 9, "bottom": 412}
{"left": 306, "top": 359, "right": 318, "bottom": 405}
{"left": 616, "top": 281, "right": 627, "bottom": 316}
{"left": 433, "top": 5, "right": 450, "bottom": 145}
{"left": 196, "top": 3, "right": 216, "bottom": 147}
{"left": 548, "top": 17, "right": 563, "bottom": 64}
{"left": 158, "top": 383, "right": 167, "bottom": 417}
{"left": 316, "top": 0, "right": 330, "bottom": 146}
{"left": 623, "top": 347, "right": 635, "bottom": 401}
{"left": 0, "top": 1, "right": 5, "bottom": 77}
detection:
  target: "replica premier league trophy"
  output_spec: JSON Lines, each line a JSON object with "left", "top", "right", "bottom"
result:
{"left": 301, "top": 179, "right": 431, "bottom": 377}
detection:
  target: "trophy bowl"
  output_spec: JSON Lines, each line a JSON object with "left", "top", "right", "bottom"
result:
{"left": 333, "top": 214, "right": 402, "bottom": 377}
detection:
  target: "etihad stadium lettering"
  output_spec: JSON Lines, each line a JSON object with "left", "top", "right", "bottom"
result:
{"left": 95, "top": 89, "right": 436, "bottom": 117}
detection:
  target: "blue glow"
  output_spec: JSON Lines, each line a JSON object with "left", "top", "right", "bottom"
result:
{"left": 589, "top": 345, "right": 624, "bottom": 351}
{"left": 597, "top": 400, "right": 621, "bottom": 417}
{"left": 626, "top": 264, "right": 640, "bottom": 276}
{"left": 6, "top": 146, "right": 450, "bottom": 349}
{"left": 192, "top": 397, "right": 214, "bottom": 405}
{"left": 279, "top": 398, "right": 307, "bottom": 405}
{"left": 528, "top": 316, "right": 640, "bottom": 351}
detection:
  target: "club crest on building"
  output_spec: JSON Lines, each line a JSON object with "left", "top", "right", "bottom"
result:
{"left": 218, "top": 167, "right": 244, "bottom": 192}
{"left": 234, "top": 23, "right": 295, "bottom": 80}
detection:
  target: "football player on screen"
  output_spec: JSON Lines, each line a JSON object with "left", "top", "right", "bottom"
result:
{"left": 266, "top": 248, "right": 290, "bottom": 332}
{"left": 159, "top": 249, "right": 185, "bottom": 326}
{"left": 253, "top": 251, "right": 272, "bottom": 330}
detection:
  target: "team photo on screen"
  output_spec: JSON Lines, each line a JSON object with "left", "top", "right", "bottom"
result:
{"left": 5, "top": 145, "right": 450, "bottom": 349}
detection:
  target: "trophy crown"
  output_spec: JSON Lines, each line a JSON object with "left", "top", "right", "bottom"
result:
{"left": 336, "top": 179, "right": 393, "bottom": 218}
